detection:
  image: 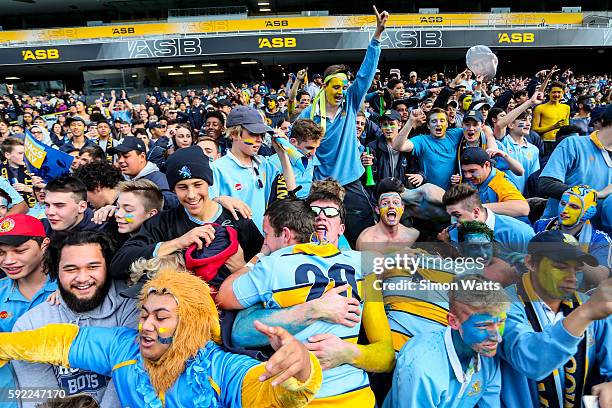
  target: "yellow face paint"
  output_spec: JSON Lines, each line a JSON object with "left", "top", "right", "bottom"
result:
{"left": 462, "top": 96, "right": 473, "bottom": 111}
{"left": 325, "top": 77, "right": 348, "bottom": 106}
{"left": 138, "top": 323, "right": 143, "bottom": 331}
{"left": 428, "top": 113, "right": 448, "bottom": 138}
{"left": 536, "top": 257, "right": 576, "bottom": 299}
{"left": 242, "top": 138, "right": 256, "bottom": 146}
{"left": 158, "top": 327, "right": 169, "bottom": 334}
{"left": 378, "top": 192, "right": 404, "bottom": 226}
{"left": 559, "top": 193, "right": 583, "bottom": 226}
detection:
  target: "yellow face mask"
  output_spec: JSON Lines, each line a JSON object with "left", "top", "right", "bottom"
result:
{"left": 462, "top": 96, "right": 473, "bottom": 111}
{"left": 536, "top": 257, "right": 576, "bottom": 299}
{"left": 558, "top": 185, "right": 598, "bottom": 227}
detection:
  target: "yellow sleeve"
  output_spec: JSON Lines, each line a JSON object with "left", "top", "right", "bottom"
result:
{"left": 352, "top": 274, "right": 396, "bottom": 373}
{"left": 240, "top": 352, "right": 322, "bottom": 408}
{"left": 0, "top": 323, "right": 79, "bottom": 368}
{"left": 491, "top": 172, "right": 526, "bottom": 202}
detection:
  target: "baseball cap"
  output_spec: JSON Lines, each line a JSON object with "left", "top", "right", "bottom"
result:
{"left": 463, "top": 110, "right": 484, "bottom": 124}
{"left": 0, "top": 214, "right": 46, "bottom": 246}
{"left": 147, "top": 121, "right": 165, "bottom": 129}
{"left": 226, "top": 106, "right": 273, "bottom": 135}
{"left": 461, "top": 147, "right": 490, "bottom": 166}
{"left": 528, "top": 231, "right": 597, "bottom": 266}
{"left": 217, "top": 99, "right": 232, "bottom": 108}
{"left": 66, "top": 116, "right": 87, "bottom": 126}
{"left": 107, "top": 136, "right": 147, "bottom": 155}
{"left": 312, "top": 74, "right": 322, "bottom": 79}
{"left": 447, "top": 100, "right": 459, "bottom": 109}
{"left": 471, "top": 102, "right": 491, "bottom": 111}
{"left": 380, "top": 109, "right": 401, "bottom": 123}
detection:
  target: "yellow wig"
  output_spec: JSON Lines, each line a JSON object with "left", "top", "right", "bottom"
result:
{"left": 140, "top": 268, "right": 221, "bottom": 395}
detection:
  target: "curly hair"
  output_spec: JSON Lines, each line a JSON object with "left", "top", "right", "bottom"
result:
{"left": 306, "top": 178, "right": 346, "bottom": 222}
{"left": 73, "top": 161, "right": 123, "bottom": 192}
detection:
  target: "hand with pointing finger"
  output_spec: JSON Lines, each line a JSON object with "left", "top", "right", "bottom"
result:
{"left": 373, "top": 5, "right": 389, "bottom": 40}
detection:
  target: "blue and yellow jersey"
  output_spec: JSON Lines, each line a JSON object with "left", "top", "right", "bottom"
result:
{"left": 233, "top": 243, "right": 374, "bottom": 406}
{"left": 471, "top": 168, "right": 526, "bottom": 205}
{"left": 382, "top": 254, "right": 484, "bottom": 352}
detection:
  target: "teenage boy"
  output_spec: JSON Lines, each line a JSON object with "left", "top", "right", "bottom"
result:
{"left": 209, "top": 105, "right": 296, "bottom": 232}
{"left": 107, "top": 136, "right": 177, "bottom": 210}
{"left": 460, "top": 147, "right": 530, "bottom": 218}
{"left": 269, "top": 118, "right": 322, "bottom": 199}
{"left": 110, "top": 146, "right": 263, "bottom": 282}
{"left": 356, "top": 177, "right": 420, "bottom": 249}
{"left": 534, "top": 185, "right": 612, "bottom": 288}
{"left": 364, "top": 110, "right": 424, "bottom": 188}
{"left": 43, "top": 175, "right": 104, "bottom": 237}
{"left": 114, "top": 180, "right": 163, "bottom": 235}
{"left": 384, "top": 274, "right": 509, "bottom": 408}
{"left": 499, "top": 231, "right": 612, "bottom": 408}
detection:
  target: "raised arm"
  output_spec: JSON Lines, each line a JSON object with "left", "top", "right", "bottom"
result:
{"left": 392, "top": 109, "right": 423, "bottom": 152}
{"left": 496, "top": 91, "right": 544, "bottom": 130}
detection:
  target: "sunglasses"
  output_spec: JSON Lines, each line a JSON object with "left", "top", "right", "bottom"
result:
{"left": 310, "top": 205, "right": 340, "bottom": 218}
{"left": 253, "top": 166, "right": 264, "bottom": 189}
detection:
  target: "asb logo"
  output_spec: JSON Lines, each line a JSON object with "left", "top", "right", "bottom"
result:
{"left": 22, "top": 49, "right": 60, "bottom": 61}
{"left": 265, "top": 20, "right": 288, "bottom": 28}
{"left": 0, "top": 311, "right": 10, "bottom": 319}
{"left": 113, "top": 27, "right": 135, "bottom": 35}
{"left": 419, "top": 16, "right": 443, "bottom": 23}
{"left": 235, "top": 184, "right": 242, "bottom": 191}
{"left": 497, "top": 32, "right": 535, "bottom": 43}
{"left": 258, "top": 37, "right": 297, "bottom": 49}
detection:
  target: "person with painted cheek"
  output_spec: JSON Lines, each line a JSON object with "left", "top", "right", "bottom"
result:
{"left": 384, "top": 274, "right": 510, "bottom": 408}
{"left": 497, "top": 230, "right": 612, "bottom": 408}
{"left": 264, "top": 95, "right": 289, "bottom": 129}
{"left": 532, "top": 81, "right": 571, "bottom": 146}
{"left": 534, "top": 185, "right": 611, "bottom": 289}
{"left": 356, "top": 178, "right": 420, "bottom": 250}
{"left": 114, "top": 180, "right": 163, "bottom": 235}
{"left": 457, "top": 220, "right": 520, "bottom": 287}
{"left": 300, "top": 6, "right": 389, "bottom": 247}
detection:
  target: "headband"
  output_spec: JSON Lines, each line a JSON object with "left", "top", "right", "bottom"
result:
{"left": 324, "top": 73, "right": 348, "bottom": 84}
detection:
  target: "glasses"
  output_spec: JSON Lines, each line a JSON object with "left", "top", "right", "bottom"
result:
{"left": 311, "top": 206, "right": 340, "bottom": 218}
{"left": 252, "top": 166, "right": 264, "bottom": 189}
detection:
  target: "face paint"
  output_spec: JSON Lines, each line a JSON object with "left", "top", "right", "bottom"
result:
{"left": 536, "top": 257, "right": 576, "bottom": 299}
{"left": 266, "top": 100, "right": 277, "bottom": 110}
{"left": 138, "top": 323, "right": 143, "bottom": 331}
{"left": 462, "top": 96, "right": 473, "bottom": 111}
{"left": 242, "top": 138, "right": 255, "bottom": 146}
{"left": 124, "top": 213, "right": 135, "bottom": 223}
{"left": 558, "top": 193, "right": 583, "bottom": 227}
{"left": 460, "top": 232, "right": 494, "bottom": 265}
{"left": 461, "top": 312, "right": 506, "bottom": 356}
{"left": 378, "top": 192, "right": 404, "bottom": 226}
{"left": 428, "top": 113, "right": 448, "bottom": 138}
{"left": 325, "top": 77, "right": 348, "bottom": 106}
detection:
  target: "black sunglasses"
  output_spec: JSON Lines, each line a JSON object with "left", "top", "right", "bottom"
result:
{"left": 252, "top": 166, "right": 264, "bottom": 189}
{"left": 310, "top": 205, "right": 340, "bottom": 218}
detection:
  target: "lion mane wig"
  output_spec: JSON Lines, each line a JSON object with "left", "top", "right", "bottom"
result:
{"left": 140, "top": 268, "right": 221, "bottom": 394}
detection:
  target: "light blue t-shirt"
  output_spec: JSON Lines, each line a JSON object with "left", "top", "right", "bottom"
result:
{"left": 541, "top": 134, "right": 612, "bottom": 219}
{"left": 0, "top": 178, "right": 25, "bottom": 209}
{"left": 269, "top": 154, "right": 320, "bottom": 199}
{"left": 496, "top": 135, "right": 540, "bottom": 194}
{"left": 209, "top": 152, "right": 280, "bottom": 232}
{"left": 232, "top": 243, "right": 371, "bottom": 401}
{"left": 383, "top": 327, "right": 502, "bottom": 408}
{"left": 410, "top": 128, "right": 464, "bottom": 190}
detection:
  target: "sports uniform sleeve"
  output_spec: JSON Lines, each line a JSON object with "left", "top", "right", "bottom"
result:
{"left": 232, "top": 256, "right": 276, "bottom": 308}
{"left": 353, "top": 274, "right": 395, "bottom": 373}
{"left": 540, "top": 138, "right": 576, "bottom": 182}
{"left": 240, "top": 353, "right": 322, "bottom": 408}
{"left": 498, "top": 301, "right": 583, "bottom": 380}
{"left": 0, "top": 324, "right": 78, "bottom": 369}
{"left": 347, "top": 39, "right": 382, "bottom": 108}
{"left": 68, "top": 327, "right": 134, "bottom": 377}
{"left": 383, "top": 342, "right": 440, "bottom": 408}
{"left": 492, "top": 175, "right": 526, "bottom": 202}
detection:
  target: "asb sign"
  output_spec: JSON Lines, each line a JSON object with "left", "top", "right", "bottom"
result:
{"left": 22, "top": 48, "right": 60, "bottom": 61}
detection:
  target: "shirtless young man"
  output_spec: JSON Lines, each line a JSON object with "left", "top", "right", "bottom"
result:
{"left": 356, "top": 177, "right": 419, "bottom": 251}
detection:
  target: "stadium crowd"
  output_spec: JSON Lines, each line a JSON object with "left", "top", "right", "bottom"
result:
{"left": 0, "top": 6, "right": 611, "bottom": 408}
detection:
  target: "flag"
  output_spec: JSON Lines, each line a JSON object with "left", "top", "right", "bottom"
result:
{"left": 274, "top": 136, "right": 306, "bottom": 172}
{"left": 24, "top": 132, "right": 74, "bottom": 182}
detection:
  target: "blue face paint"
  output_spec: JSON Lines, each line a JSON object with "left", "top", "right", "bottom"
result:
{"left": 461, "top": 312, "right": 505, "bottom": 348}
{"left": 460, "top": 232, "right": 494, "bottom": 265}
